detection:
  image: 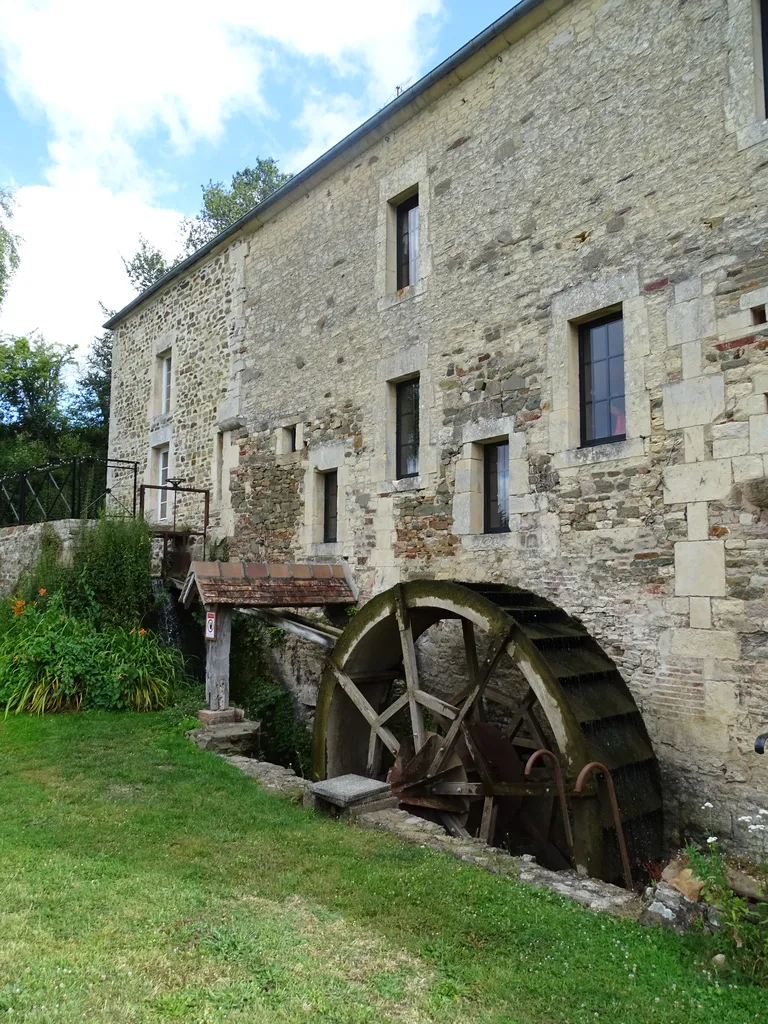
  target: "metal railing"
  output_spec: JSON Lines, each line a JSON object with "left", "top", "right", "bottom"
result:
{"left": 0, "top": 457, "right": 138, "bottom": 527}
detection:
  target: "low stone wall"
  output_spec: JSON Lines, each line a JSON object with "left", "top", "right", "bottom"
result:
{"left": 0, "top": 520, "right": 82, "bottom": 596}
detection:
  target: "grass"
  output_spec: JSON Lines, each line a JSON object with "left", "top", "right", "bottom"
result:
{"left": 0, "top": 714, "right": 763, "bottom": 1023}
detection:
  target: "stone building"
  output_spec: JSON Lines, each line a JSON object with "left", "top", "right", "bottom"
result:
{"left": 107, "top": 0, "right": 768, "bottom": 858}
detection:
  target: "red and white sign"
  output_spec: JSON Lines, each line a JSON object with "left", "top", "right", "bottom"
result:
{"left": 205, "top": 610, "right": 217, "bottom": 641}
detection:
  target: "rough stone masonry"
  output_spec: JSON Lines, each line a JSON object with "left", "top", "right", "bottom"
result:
{"left": 107, "top": 0, "right": 768, "bottom": 858}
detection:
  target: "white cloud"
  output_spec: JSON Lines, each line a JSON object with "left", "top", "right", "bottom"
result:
{"left": 0, "top": 0, "right": 442, "bottom": 351}
{"left": 0, "top": 181, "right": 183, "bottom": 351}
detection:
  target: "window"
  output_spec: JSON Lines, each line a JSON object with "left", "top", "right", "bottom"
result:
{"left": 484, "top": 441, "right": 510, "bottom": 534}
{"left": 323, "top": 471, "right": 338, "bottom": 544}
{"left": 395, "top": 377, "right": 419, "bottom": 478}
{"left": 158, "top": 447, "right": 169, "bottom": 521}
{"left": 160, "top": 354, "right": 172, "bottom": 414}
{"left": 751, "top": 303, "right": 767, "bottom": 326}
{"left": 288, "top": 425, "right": 297, "bottom": 452}
{"left": 759, "top": 0, "right": 768, "bottom": 118}
{"left": 396, "top": 193, "right": 419, "bottom": 289}
{"left": 579, "top": 313, "right": 626, "bottom": 446}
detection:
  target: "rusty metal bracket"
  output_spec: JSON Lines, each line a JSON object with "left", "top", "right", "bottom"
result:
{"left": 523, "top": 748, "right": 575, "bottom": 862}
{"left": 574, "top": 761, "right": 633, "bottom": 890}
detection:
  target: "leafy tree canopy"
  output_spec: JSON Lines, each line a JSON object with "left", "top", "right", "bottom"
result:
{"left": 122, "top": 158, "right": 292, "bottom": 294}
{"left": 0, "top": 188, "right": 20, "bottom": 310}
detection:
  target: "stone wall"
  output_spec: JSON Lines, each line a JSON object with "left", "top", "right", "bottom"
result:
{"left": 0, "top": 520, "right": 81, "bottom": 595}
{"left": 108, "top": 0, "right": 768, "bottom": 856}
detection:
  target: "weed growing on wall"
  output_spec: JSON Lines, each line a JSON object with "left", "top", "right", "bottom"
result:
{"left": 229, "top": 613, "right": 312, "bottom": 775}
{"left": 17, "top": 516, "right": 153, "bottom": 626}
{"left": 685, "top": 811, "right": 768, "bottom": 986}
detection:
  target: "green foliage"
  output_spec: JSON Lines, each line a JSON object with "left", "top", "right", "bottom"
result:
{"left": 183, "top": 160, "right": 292, "bottom": 254}
{"left": 229, "top": 613, "right": 311, "bottom": 774}
{"left": 0, "top": 334, "right": 74, "bottom": 441}
{"left": 18, "top": 516, "right": 153, "bottom": 628}
{"left": 123, "top": 159, "right": 291, "bottom": 296}
{"left": 0, "top": 188, "right": 20, "bottom": 311}
{"left": 0, "top": 592, "right": 182, "bottom": 714}
{"left": 685, "top": 838, "right": 768, "bottom": 985}
{"left": 122, "top": 235, "right": 175, "bottom": 293}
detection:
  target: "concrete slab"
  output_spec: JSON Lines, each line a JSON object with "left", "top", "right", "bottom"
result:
{"left": 197, "top": 708, "right": 244, "bottom": 725}
{"left": 310, "top": 774, "right": 391, "bottom": 808}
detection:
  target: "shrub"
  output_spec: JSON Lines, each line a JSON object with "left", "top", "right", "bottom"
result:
{"left": 0, "top": 591, "right": 184, "bottom": 714}
{"left": 17, "top": 516, "right": 153, "bottom": 627}
{"left": 229, "top": 614, "right": 312, "bottom": 774}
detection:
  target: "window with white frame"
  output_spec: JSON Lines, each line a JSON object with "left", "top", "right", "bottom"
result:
{"left": 483, "top": 441, "right": 510, "bottom": 533}
{"left": 157, "top": 446, "right": 169, "bottom": 520}
{"left": 160, "top": 353, "right": 172, "bottom": 414}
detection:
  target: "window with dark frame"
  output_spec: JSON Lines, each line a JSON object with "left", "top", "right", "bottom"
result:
{"left": 289, "top": 425, "right": 297, "bottom": 452}
{"left": 395, "top": 377, "right": 420, "bottom": 479}
{"left": 761, "top": 0, "right": 768, "bottom": 117}
{"left": 323, "top": 470, "right": 338, "bottom": 544}
{"left": 579, "top": 312, "right": 626, "bottom": 447}
{"left": 483, "top": 441, "right": 510, "bottom": 534}
{"left": 396, "top": 193, "right": 419, "bottom": 290}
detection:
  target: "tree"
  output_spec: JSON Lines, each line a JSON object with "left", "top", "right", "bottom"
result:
{"left": 0, "top": 335, "right": 74, "bottom": 443}
{"left": 123, "top": 158, "right": 292, "bottom": 294}
{"left": 0, "top": 189, "right": 20, "bottom": 310}
{"left": 182, "top": 159, "right": 292, "bottom": 254}
{"left": 122, "top": 235, "right": 174, "bottom": 293}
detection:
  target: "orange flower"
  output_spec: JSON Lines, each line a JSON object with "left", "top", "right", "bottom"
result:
{"left": 138, "top": 628, "right": 147, "bottom": 636}
{"left": 38, "top": 588, "right": 46, "bottom": 596}
{"left": 12, "top": 598, "right": 25, "bottom": 616}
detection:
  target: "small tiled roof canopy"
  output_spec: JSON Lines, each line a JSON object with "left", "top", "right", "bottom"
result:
{"left": 180, "top": 561, "right": 356, "bottom": 609}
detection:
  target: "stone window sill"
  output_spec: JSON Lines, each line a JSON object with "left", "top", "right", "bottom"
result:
{"left": 552, "top": 436, "right": 644, "bottom": 470}
{"left": 736, "top": 117, "right": 768, "bottom": 152}
{"left": 381, "top": 475, "right": 426, "bottom": 494}
{"left": 459, "top": 532, "right": 515, "bottom": 551}
{"left": 377, "top": 279, "right": 427, "bottom": 313}
{"left": 307, "top": 541, "right": 342, "bottom": 557}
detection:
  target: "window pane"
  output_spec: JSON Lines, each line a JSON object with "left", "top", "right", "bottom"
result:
{"left": 396, "top": 194, "right": 418, "bottom": 290}
{"left": 324, "top": 471, "right": 338, "bottom": 543}
{"left": 592, "top": 359, "right": 608, "bottom": 399}
{"left": 580, "top": 315, "right": 624, "bottom": 444}
{"left": 484, "top": 441, "right": 510, "bottom": 533}
{"left": 592, "top": 400, "right": 609, "bottom": 441}
{"left": 408, "top": 204, "right": 419, "bottom": 286}
{"left": 609, "top": 355, "right": 624, "bottom": 395}
{"left": 591, "top": 324, "right": 608, "bottom": 362}
{"left": 396, "top": 378, "right": 419, "bottom": 478}
{"left": 608, "top": 319, "right": 624, "bottom": 357}
{"left": 611, "top": 397, "right": 626, "bottom": 436}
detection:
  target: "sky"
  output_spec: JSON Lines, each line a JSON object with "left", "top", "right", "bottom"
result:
{"left": 0, "top": 0, "right": 514, "bottom": 359}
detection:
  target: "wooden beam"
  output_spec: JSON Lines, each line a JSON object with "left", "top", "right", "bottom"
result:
{"left": 330, "top": 664, "right": 400, "bottom": 757}
{"left": 428, "top": 628, "right": 513, "bottom": 777}
{"left": 414, "top": 689, "right": 457, "bottom": 720}
{"left": 393, "top": 585, "right": 426, "bottom": 753}
{"left": 205, "top": 604, "right": 232, "bottom": 711}
{"left": 239, "top": 607, "right": 341, "bottom": 648}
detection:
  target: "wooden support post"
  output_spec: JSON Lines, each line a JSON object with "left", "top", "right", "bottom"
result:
{"left": 205, "top": 604, "right": 232, "bottom": 711}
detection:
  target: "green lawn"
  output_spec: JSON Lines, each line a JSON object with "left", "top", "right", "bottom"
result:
{"left": 0, "top": 714, "right": 762, "bottom": 1023}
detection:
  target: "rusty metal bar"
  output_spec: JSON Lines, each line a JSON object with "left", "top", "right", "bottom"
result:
{"left": 524, "top": 748, "right": 575, "bottom": 862}
{"left": 574, "top": 760, "right": 633, "bottom": 890}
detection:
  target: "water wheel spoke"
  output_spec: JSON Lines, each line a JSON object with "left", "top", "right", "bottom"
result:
{"left": 504, "top": 688, "right": 537, "bottom": 742}
{"left": 366, "top": 729, "right": 380, "bottom": 776}
{"left": 461, "top": 724, "right": 495, "bottom": 791}
{"left": 376, "top": 690, "right": 410, "bottom": 725}
{"left": 393, "top": 585, "right": 426, "bottom": 753}
{"left": 479, "top": 796, "right": 496, "bottom": 843}
{"left": 331, "top": 664, "right": 400, "bottom": 757}
{"left": 428, "top": 627, "right": 514, "bottom": 778}
{"left": 414, "top": 689, "right": 457, "bottom": 719}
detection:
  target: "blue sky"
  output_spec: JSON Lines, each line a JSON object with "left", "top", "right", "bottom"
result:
{"left": 0, "top": 0, "right": 515, "bottom": 355}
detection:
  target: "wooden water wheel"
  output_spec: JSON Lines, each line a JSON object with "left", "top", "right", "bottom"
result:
{"left": 313, "top": 580, "right": 663, "bottom": 883}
